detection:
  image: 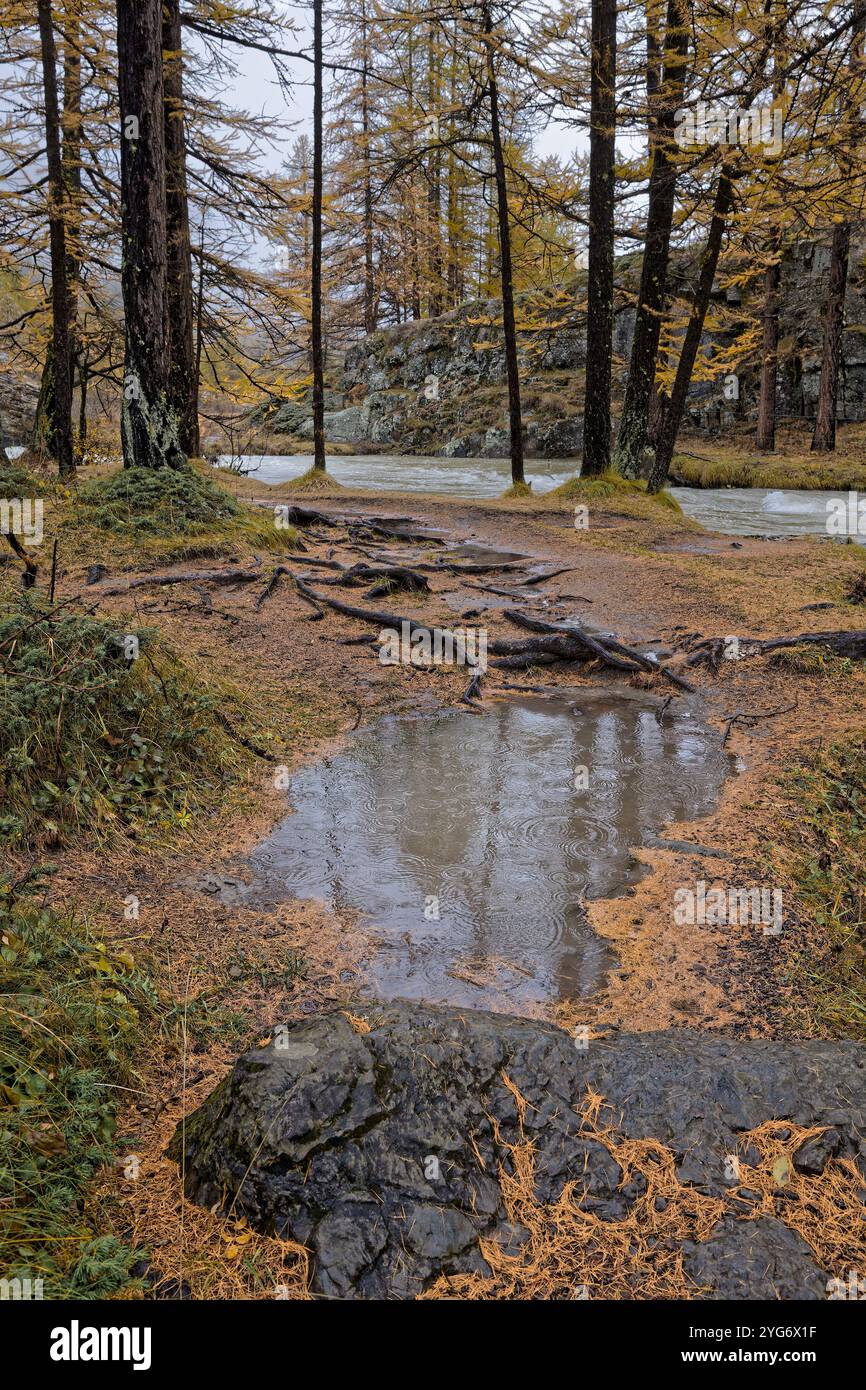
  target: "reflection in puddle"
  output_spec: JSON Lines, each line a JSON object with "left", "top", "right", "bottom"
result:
{"left": 247, "top": 694, "right": 730, "bottom": 1010}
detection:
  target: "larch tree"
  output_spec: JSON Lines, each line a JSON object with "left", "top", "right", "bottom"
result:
{"left": 612, "top": 0, "right": 688, "bottom": 480}
{"left": 580, "top": 0, "right": 617, "bottom": 477}
{"left": 482, "top": 0, "right": 524, "bottom": 486}
{"left": 35, "top": 0, "right": 75, "bottom": 476}
{"left": 115, "top": 0, "right": 185, "bottom": 469}
{"left": 310, "top": 0, "right": 327, "bottom": 471}
{"left": 812, "top": 4, "right": 866, "bottom": 454}
{"left": 163, "top": 0, "right": 199, "bottom": 456}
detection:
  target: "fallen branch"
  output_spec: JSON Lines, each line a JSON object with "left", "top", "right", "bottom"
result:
{"left": 685, "top": 631, "right": 866, "bottom": 669}
{"left": 96, "top": 564, "right": 262, "bottom": 597}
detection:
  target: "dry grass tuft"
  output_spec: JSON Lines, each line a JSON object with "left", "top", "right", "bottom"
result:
{"left": 287, "top": 466, "right": 345, "bottom": 494}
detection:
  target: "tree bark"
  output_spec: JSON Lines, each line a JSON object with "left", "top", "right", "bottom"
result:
{"left": 483, "top": 2, "right": 524, "bottom": 485}
{"left": 162, "top": 0, "right": 200, "bottom": 456}
{"left": 36, "top": 0, "right": 75, "bottom": 477}
{"left": 755, "top": 0, "right": 786, "bottom": 453}
{"left": 755, "top": 245, "right": 781, "bottom": 450}
{"left": 648, "top": 167, "right": 734, "bottom": 489}
{"left": 810, "top": 9, "right": 864, "bottom": 453}
{"left": 580, "top": 0, "right": 617, "bottom": 476}
{"left": 613, "top": 0, "right": 688, "bottom": 479}
{"left": 360, "top": 0, "right": 377, "bottom": 334}
{"left": 811, "top": 221, "right": 850, "bottom": 453}
{"left": 311, "top": 0, "right": 326, "bottom": 470}
{"left": 116, "top": 0, "right": 185, "bottom": 469}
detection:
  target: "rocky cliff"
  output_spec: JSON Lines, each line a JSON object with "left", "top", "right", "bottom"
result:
{"left": 258, "top": 238, "right": 866, "bottom": 459}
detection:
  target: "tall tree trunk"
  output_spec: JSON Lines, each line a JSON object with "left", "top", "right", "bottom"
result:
{"left": 311, "top": 0, "right": 326, "bottom": 470}
{"left": 810, "top": 8, "right": 864, "bottom": 453}
{"left": 0, "top": 408, "right": 10, "bottom": 467}
{"left": 754, "top": 0, "right": 786, "bottom": 452}
{"left": 755, "top": 244, "right": 781, "bottom": 450}
{"left": 811, "top": 220, "right": 850, "bottom": 453}
{"left": 162, "top": 0, "right": 199, "bottom": 455}
{"left": 613, "top": 0, "right": 688, "bottom": 478}
{"left": 360, "top": 0, "right": 376, "bottom": 334}
{"left": 116, "top": 0, "right": 185, "bottom": 469}
{"left": 580, "top": 0, "right": 617, "bottom": 476}
{"left": 483, "top": 3, "right": 524, "bottom": 486}
{"left": 36, "top": 0, "right": 74, "bottom": 477}
{"left": 426, "top": 19, "right": 444, "bottom": 316}
{"left": 648, "top": 167, "right": 734, "bottom": 489}
{"left": 63, "top": 0, "right": 82, "bottom": 441}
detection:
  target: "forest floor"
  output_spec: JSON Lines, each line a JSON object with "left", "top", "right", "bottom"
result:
{"left": 3, "top": 457, "right": 866, "bottom": 1298}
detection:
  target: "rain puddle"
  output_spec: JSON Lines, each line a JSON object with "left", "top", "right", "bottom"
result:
{"left": 246, "top": 692, "right": 730, "bottom": 1011}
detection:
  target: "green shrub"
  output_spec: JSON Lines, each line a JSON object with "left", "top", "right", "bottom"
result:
{"left": 0, "top": 597, "right": 235, "bottom": 846}
{"left": 0, "top": 867, "right": 157, "bottom": 1297}
{"left": 76, "top": 466, "right": 239, "bottom": 537}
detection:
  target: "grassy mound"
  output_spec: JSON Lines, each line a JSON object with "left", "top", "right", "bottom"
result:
{"left": 0, "top": 867, "right": 157, "bottom": 1298}
{"left": 287, "top": 465, "right": 344, "bottom": 494}
{"left": 0, "top": 596, "right": 240, "bottom": 848}
{"left": 501, "top": 480, "right": 533, "bottom": 499}
{"left": 549, "top": 471, "right": 682, "bottom": 511}
{"left": 0, "top": 460, "right": 51, "bottom": 499}
{"left": 76, "top": 465, "right": 240, "bottom": 537}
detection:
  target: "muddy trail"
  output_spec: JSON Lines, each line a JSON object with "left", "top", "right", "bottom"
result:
{"left": 44, "top": 484, "right": 866, "bottom": 1300}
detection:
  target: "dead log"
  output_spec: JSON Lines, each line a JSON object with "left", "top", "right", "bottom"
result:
{"left": 685, "top": 630, "right": 866, "bottom": 669}
{"left": 96, "top": 565, "right": 262, "bottom": 597}
{"left": 505, "top": 610, "right": 695, "bottom": 691}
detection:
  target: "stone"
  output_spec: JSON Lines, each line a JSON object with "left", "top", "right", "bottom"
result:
{"left": 170, "top": 1002, "right": 866, "bottom": 1300}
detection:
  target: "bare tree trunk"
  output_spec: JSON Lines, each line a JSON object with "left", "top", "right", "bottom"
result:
{"left": 811, "top": 9, "right": 864, "bottom": 453}
{"left": 613, "top": 0, "right": 688, "bottom": 479}
{"left": 581, "top": 0, "right": 617, "bottom": 476}
{"left": 360, "top": 0, "right": 377, "bottom": 334}
{"left": 483, "top": 2, "right": 524, "bottom": 485}
{"left": 116, "top": 0, "right": 185, "bottom": 469}
{"left": 63, "top": 0, "right": 82, "bottom": 441}
{"left": 163, "top": 0, "right": 200, "bottom": 455}
{"left": 648, "top": 167, "right": 734, "bottom": 490}
{"left": 426, "top": 19, "right": 444, "bottom": 316}
{"left": 311, "top": 0, "right": 326, "bottom": 470}
{"left": 755, "top": 245, "right": 781, "bottom": 450}
{"left": 811, "top": 220, "right": 850, "bottom": 453}
{"left": 0, "top": 408, "right": 11, "bottom": 466}
{"left": 36, "top": 0, "right": 74, "bottom": 477}
{"left": 754, "top": 0, "right": 786, "bottom": 452}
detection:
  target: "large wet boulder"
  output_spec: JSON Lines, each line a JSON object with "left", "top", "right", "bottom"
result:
{"left": 170, "top": 1003, "right": 866, "bottom": 1299}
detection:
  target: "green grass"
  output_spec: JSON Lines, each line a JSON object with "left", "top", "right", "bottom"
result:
{"left": 782, "top": 738, "right": 866, "bottom": 1035}
{"left": 0, "top": 595, "right": 241, "bottom": 848}
{"left": 0, "top": 866, "right": 157, "bottom": 1298}
{"left": 671, "top": 451, "right": 866, "bottom": 491}
{"left": 548, "top": 471, "right": 682, "bottom": 511}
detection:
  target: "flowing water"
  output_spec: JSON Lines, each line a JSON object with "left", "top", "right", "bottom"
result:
{"left": 246, "top": 692, "right": 730, "bottom": 1011}
{"left": 218, "top": 453, "right": 854, "bottom": 541}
